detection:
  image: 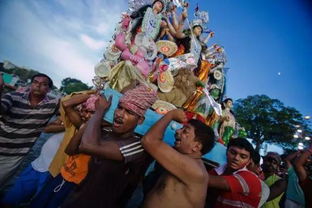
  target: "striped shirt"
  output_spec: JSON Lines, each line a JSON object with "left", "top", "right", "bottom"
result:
{"left": 207, "top": 165, "right": 262, "bottom": 208}
{"left": 61, "top": 133, "right": 152, "bottom": 208}
{"left": 0, "top": 91, "right": 59, "bottom": 156}
{"left": 119, "top": 135, "right": 145, "bottom": 162}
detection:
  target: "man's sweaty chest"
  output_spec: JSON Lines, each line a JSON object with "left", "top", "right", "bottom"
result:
{"left": 154, "top": 172, "right": 184, "bottom": 194}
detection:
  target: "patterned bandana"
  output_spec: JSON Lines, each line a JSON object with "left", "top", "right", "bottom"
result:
{"left": 119, "top": 84, "right": 157, "bottom": 117}
{"left": 82, "top": 94, "right": 99, "bottom": 112}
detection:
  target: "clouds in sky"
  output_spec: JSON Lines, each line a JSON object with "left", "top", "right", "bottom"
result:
{"left": 1, "top": 0, "right": 311, "bottom": 119}
{"left": 0, "top": 0, "right": 127, "bottom": 86}
{"left": 80, "top": 34, "right": 106, "bottom": 50}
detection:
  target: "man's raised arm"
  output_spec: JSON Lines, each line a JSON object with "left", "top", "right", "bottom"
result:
{"left": 142, "top": 109, "right": 206, "bottom": 184}
{"left": 294, "top": 146, "right": 312, "bottom": 182}
{"left": 78, "top": 95, "right": 123, "bottom": 161}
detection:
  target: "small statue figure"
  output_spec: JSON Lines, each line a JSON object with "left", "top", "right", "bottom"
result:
{"left": 219, "top": 98, "right": 236, "bottom": 145}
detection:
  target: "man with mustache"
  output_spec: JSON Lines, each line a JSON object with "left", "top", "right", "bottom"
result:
{"left": 205, "top": 138, "right": 262, "bottom": 208}
{"left": 61, "top": 84, "right": 157, "bottom": 208}
{"left": 248, "top": 151, "right": 287, "bottom": 208}
{"left": 0, "top": 73, "right": 59, "bottom": 190}
{"left": 262, "top": 152, "right": 286, "bottom": 208}
{"left": 141, "top": 109, "right": 216, "bottom": 208}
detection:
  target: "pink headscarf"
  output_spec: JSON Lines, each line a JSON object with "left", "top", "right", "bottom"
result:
{"left": 81, "top": 94, "right": 99, "bottom": 112}
{"left": 119, "top": 84, "right": 157, "bottom": 117}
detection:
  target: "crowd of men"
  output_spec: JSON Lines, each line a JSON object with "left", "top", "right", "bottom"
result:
{"left": 0, "top": 73, "right": 311, "bottom": 208}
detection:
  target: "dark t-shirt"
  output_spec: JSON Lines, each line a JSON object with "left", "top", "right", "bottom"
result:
{"left": 61, "top": 133, "right": 151, "bottom": 208}
{"left": 300, "top": 177, "right": 312, "bottom": 208}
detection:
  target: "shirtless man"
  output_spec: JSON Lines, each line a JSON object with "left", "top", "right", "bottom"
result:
{"left": 142, "top": 109, "right": 215, "bottom": 208}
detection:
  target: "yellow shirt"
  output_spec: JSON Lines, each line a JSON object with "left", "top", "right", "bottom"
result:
{"left": 48, "top": 90, "right": 93, "bottom": 177}
{"left": 262, "top": 174, "right": 284, "bottom": 208}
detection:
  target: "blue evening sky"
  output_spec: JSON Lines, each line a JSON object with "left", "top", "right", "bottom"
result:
{"left": 0, "top": 0, "right": 311, "bottom": 120}
{"left": 198, "top": 0, "right": 312, "bottom": 121}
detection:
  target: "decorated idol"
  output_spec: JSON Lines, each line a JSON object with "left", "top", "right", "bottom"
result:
{"left": 91, "top": 0, "right": 243, "bottom": 147}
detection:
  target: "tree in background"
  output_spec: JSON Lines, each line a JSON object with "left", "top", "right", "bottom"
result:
{"left": 0, "top": 62, "right": 58, "bottom": 89}
{"left": 1, "top": 62, "right": 39, "bottom": 82}
{"left": 60, "top": 77, "right": 91, "bottom": 95}
{"left": 233, "top": 95, "right": 311, "bottom": 152}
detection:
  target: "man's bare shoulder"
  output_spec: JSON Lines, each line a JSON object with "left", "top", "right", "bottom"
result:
{"left": 185, "top": 157, "right": 209, "bottom": 184}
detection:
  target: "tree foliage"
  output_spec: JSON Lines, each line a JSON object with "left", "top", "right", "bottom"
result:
{"left": 233, "top": 95, "right": 311, "bottom": 152}
{"left": 0, "top": 62, "right": 58, "bottom": 89}
{"left": 1, "top": 63, "right": 39, "bottom": 82}
{"left": 60, "top": 77, "right": 91, "bottom": 95}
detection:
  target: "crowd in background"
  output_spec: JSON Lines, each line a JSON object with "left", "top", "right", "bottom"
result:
{"left": 0, "top": 73, "right": 311, "bottom": 208}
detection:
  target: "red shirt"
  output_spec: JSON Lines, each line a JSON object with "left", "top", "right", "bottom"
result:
{"left": 208, "top": 165, "right": 262, "bottom": 208}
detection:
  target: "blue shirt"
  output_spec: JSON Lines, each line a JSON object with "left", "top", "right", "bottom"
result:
{"left": 286, "top": 166, "right": 305, "bottom": 206}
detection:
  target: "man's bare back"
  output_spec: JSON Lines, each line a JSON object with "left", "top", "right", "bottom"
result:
{"left": 141, "top": 110, "right": 215, "bottom": 208}
{"left": 143, "top": 159, "right": 208, "bottom": 208}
